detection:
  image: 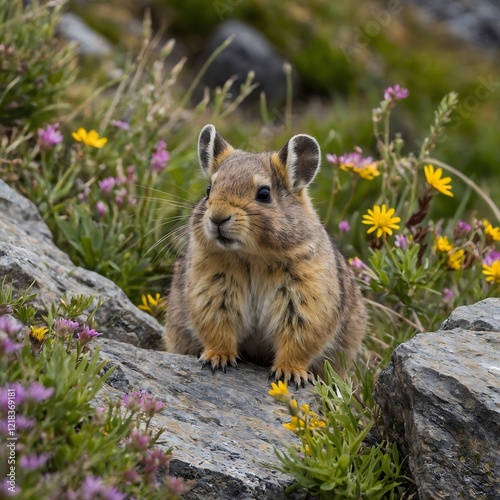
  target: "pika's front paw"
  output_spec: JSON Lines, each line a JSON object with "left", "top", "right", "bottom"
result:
{"left": 200, "top": 350, "right": 238, "bottom": 375}
{"left": 269, "top": 366, "right": 314, "bottom": 389}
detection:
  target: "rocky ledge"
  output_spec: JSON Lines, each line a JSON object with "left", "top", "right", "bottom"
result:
{"left": 374, "top": 297, "right": 500, "bottom": 499}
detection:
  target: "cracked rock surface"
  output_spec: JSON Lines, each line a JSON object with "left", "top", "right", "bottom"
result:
{"left": 374, "top": 298, "right": 500, "bottom": 499}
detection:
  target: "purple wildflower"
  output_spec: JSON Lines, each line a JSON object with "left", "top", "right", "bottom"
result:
{"left": 456, "top": 220, "right": 471, "bottom": 233}
{"left": 122, "top": 469, "right": 139, "bottom": 484}
{"left": 143, "top": 448, "right": 171, "bottom": 483}
{"left": 96, "top": 201, "right": 108, "bottom": 218}
{"left": 53, "top": 318, "right": 79, "bottom": 339}
{"left": 0, "top": 415, "right": 34, "bottom": 434}
{"left": 126, "top": 429, "right": 152, "bottom": 452}
{"left": 122, "top": 391, "right": 143, "bottom": 413}
{"left": 98, "top": 177, "right": 116, "bottom": 194}
{"left": 127, "top": 196, "right": 137, "bottom": 207}
{"left": 349, "top": 257, "right": 366, "bottom": 270}
{"left": 80, "top": 476, "right": 125, "bottom": 500}
{"left": 442, "top": 288, "right": 454, "bottom": 302}
{"left": 24, "top": 382, "right": 54, "bottom": 403}
{"left": 394, "top": 234, "right": 409, "bottom": 251}
{"left": 151, "top": 140, "right": 170, "bottom": 172}
{"left": 0, "top": 336, "right": 23, "bottom": 356}
{"left": 483, "top": 250, "right": 500, "bottom": 266}
{"left": 140, "top": 392, "right": 165, "bottom": 417}
{"left": 384, "top": 84, "right": 409, "bottom": 101}
{"left": 111, "top": 120, "right": 130, "bottom": 131}
{"left": 19, "top": 453, "right": 50, "bottom": 471}
{"left": 0, "top": 316, "right": 24, "bottom": 336}
{"left": 0, "top": 479, "right": 20, "bottom": 497}
{"left": 338, "top": 220, "right": 350, "bottom": 233}
{"left": 77, "top": 326, "right": 102, "bottom": 344}
{"left": 169, "top": 477, "right": 190, "bottom": 496}
{"left": 37, "top": 123, "right": 63, "bottom": 149}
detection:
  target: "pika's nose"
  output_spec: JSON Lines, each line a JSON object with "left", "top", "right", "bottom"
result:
{"left": 210, "top": 214, "right": 231, "bottom": 226}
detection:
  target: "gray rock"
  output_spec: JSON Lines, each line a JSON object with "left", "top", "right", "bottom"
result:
{"left": 374, "top": 298, "right": 500, "bottom": 499}
{"left": 405, "top": 0, "right": 500, "bottom": 48}
{"left": 199, "top": 20, "right": 299, "bottom": 106}
{"left": 96, "top": 337, "right": 312, "bottom": 499}
{"left": 440, "top": 297, "right": 500, "bottom": 331}
{"left": 58, "top": 13, "right": 113, "bottom": 56}
{"left": 0, "top": 180, "right": 163, "bottom": 349}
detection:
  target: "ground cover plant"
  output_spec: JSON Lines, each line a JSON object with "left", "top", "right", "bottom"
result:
{"left": 1, "top": 1, "right": 499, "bottom": 498}
{"left": 0, "top": 280, "right": 191, "bottom": 498}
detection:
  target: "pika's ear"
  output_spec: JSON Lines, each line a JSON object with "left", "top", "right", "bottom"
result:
{"left": 277, "top": 134, "right": 321, "bottom": 190}
{"left": 198, "top": 124, "right": 234, "bottom": 176}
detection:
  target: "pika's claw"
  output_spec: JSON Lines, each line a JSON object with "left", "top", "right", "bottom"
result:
{"left": 269, "top": 365, "right": 313, "bottom": 389}
{"left": 199, "top": 350, "right": 238, "bottom": 375}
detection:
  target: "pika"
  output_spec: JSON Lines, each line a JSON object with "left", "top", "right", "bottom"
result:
{"left": 164, "top": 124, "right": 367, "bottom": 386}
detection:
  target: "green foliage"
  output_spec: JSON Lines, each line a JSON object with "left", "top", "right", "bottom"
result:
{"left": 0, "top": 283, "right": 190, "bottom": 499}
{"left": 0, "top": 0, "right": 78, "bottom": 128}
{"left": 270, "top": 363, "right": 405, "bottom": 499}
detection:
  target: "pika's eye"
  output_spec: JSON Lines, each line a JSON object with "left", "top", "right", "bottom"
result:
{"left": 256, "top": 186, "right": 271, "bottom": 203}
{"left": 206, "top": 185, "right": 211, "bottom": 198}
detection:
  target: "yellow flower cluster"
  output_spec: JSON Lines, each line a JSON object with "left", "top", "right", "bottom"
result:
{"left": 340, "top": 162, "right": 381, "bottom": 180}
{"left": 30, "top": 326, "right": 48, "bottom": 342}
{"left": 269, "top": 381, "right": 326, "bottom": 435}
{"left": 138, "top": 293, "right": 167, "bottom": 318}
{"left": 435, "top": 236, "right": 466, "bottom": 270}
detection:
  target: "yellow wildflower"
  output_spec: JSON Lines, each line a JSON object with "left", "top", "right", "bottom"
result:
{"left": 362, "top": 204, "right": 401, "bottom": 238}
{"left": 482, "top": 261, "right": 500, "bottom": 284}
{"left": 424, "top": 164, "right": 453, "bottom": 197}
{"left": 283, "top": 416, "right": 306, "bottom": 434}
{"left": 309, "top": 417, "right": 327, "bottom": 429}
{"left": 299, "top": 403, "right": 315, "bottom": 416}
{"left": 138, "top": 293, "right": 166, "bottom": 317}
{"left": 447, "top": 249, "right": 465, "bottom": 270}
{"left": 351, "top": 163, "right": 381, "bottom": 180}
{"left": 72, "top": 128, "right": 108, "bottom": 148}
{"left": 290, "top": 399, "right": 298, "bottom": 411}
{"left": 435, "top": 236, "right": 453, "bottom": 253}
{"left": 268, "top": 380, "right": 289, "bottom": 398}
{"left": 484, "top": 223, "right": 500, "bottom": 242}
{"left": 30, "top": 326, "right": 48, "bottom": 342}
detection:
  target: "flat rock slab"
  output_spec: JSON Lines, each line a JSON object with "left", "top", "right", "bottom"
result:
{"left": 0, "top": 180, "right": 163, "bottom": 349}
{"left": 374, "top": 298, "right": 500, "bottom": 500}
{"left": 96, "top": 337, "right": 312, "bottom": 499}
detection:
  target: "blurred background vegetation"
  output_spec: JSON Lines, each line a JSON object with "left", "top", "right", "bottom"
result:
{"left": 67, "top": 0, "right": 499, "bottom": 202}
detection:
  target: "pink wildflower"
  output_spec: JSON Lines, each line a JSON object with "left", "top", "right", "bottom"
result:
{"left": 37, "top": 123, "right": 63, "bottom": 149}
{"left": 384, "top": 84, "right": 409, "bottom": 101}
{"left": 151, "top": 140, "right": 170, "bottom": 172}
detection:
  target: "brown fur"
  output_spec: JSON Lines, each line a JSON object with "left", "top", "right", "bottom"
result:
{"left": 164, "top": 125, "right": 367, "bottom": 385}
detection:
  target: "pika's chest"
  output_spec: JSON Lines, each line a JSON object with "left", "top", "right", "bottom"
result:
{"left": 240, "top": 264, "right": 286, "bottom": 336}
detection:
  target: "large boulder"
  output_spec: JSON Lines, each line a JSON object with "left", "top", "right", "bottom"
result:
{"left": 374, "top": 298, "right": 500, "bottom": 499}
{"left": 0, "top": 180, "right": 163, "bottom": 349}
{"left": 96, "top": 337, "right": 310, "bottom": 499}
{"left": 198, "top": 20, "right": 299, "bottom": 106}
